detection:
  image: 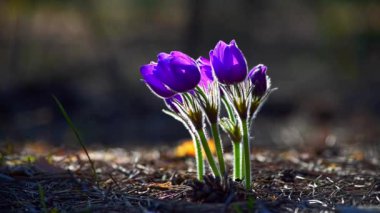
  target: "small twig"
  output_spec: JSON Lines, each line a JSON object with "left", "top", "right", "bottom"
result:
{"left": 109, "top": 174, "right": 121, "bottom": 190}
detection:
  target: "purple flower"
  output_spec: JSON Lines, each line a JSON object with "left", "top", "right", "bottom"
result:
{"left": 140, "top": 62, "right": 176, "bottom": 98}
{"left": 156, "top": 51, "right": 201, "bottom": 93}
{"left": 248, "top": 64, "right": 268, "bottom": 97}
{"left": 165, "top": 94, "right": 183, "bottom": 113}
{"left": 196, "top": 56, "right": 214, "bottom": 89}
{"left": 209, "top": 40, "right": 248, "bottom": 85}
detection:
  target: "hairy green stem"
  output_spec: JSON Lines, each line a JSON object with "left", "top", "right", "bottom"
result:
{"left": 242, "top": 120, "right": 251, "bottom": 189}
{"left": 232, "top": 142, "right": 241, "bottom": 180}
{"left": 211, "top": 123, "right": 226, "bottom": 176}
{"left": 197, "top": 129, "right": 221, "bottom": 177}
{"left": 240, "top": 142, "right": 245, "bottom": 179}
{"left": 193, "top": 136, "right": 204, "bottom": 181}
{"left": 222, "top": 96, "right": 236, "bottom": 123}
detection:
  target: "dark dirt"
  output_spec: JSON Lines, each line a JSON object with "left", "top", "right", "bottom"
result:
{"left": 0, "top": 143, "right": 379, "bottom": 213}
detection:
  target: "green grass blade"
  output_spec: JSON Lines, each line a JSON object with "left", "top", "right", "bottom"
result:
{"left": 52, "top": 95, "right": 98, "bottom": 184}
{"left": 38, "top": 184, "right": 47, "bottom": 213}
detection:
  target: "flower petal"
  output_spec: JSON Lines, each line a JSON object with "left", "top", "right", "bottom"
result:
{"left": 197, "top": 56, "right": 214, "bottom": 89}
{"left": 140, "top": 63, "right": 176, "bottom": 98}
{"left": 248, "top": 64, "right": 268, "bottom": 97}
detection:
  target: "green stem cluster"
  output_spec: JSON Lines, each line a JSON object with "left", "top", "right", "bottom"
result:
{"left": 163, "top": 82, "right": 273, "bottom": 190}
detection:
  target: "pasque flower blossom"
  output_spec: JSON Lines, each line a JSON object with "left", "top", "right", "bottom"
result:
{"left": 156, "top": 51, "right": 201, "bottom": 93}
{"left": 140, "top": 51, "right": 201, "bottom": 98}
{"left": 141, "top": 51, "right": 221, "bottom": 179}
{"left": 248, "top": 64, "right": 268, "bottom": 97}
{"left": 195, "top": 56, "right": 226, "bottom": 175}
{"left": 209, "top": 40, "right": 248, "bottom": 85}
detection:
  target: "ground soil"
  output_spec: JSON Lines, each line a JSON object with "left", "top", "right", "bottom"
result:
{"left": 0, "top": 142, "right": 379, "bottom": 212}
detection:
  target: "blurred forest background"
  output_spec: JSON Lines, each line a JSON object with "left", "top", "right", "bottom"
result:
{"left": 0, "top": 0, "right": 379, "bottom": 149}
